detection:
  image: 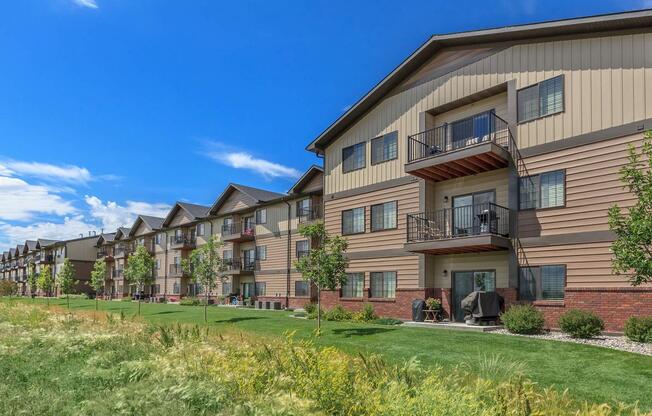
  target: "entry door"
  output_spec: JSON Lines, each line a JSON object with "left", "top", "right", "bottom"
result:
{"left": 452, "top": 271, "right": 496, "bottom": 321}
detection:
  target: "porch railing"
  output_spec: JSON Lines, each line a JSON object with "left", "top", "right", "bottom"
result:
{"left": 298, "top": 206, "right": 322, "bottom": 223}
{"left": 407, "top": 202, "right": 510, "bottom": 242}
{"left": 221, "top": 223, "right": 255, "bottom": 237}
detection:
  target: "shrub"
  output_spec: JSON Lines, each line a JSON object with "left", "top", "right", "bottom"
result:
{"left": 558, "top": 309, "right": 604, "bottom": 338}
{"left": 158, "top": 297, "right": 168, "bottom": 304}
{"left": 425, "top": 297, "right": 442, "bottom": 311}
{"left": 0, "top": 281, "right": 18, "bottom": 296}
{"left": 373, "top": 318, "right": 403, "bottom": 326}
{"left": 324, "top": 305, "right": 353, "bottom": 321}
{"left": 58, "top": 294, "right": 88, "bottom": 300}
{"left": 303, "top": 302, "right": 316, "bottom": 314}
{"left": 307, "top": 308, "right": 323, "bottom": 320}
{"left": 624, "top": 316, "right": 652, "bottom": 343}
{"left": 180, "top": 297, "right": 201, "bottom": 306}
{"left": 293, "top": 311, "right": 307, "bottom": 318}
{"left": 500, "top": 305, "right": 545, "bottom": 335}
{"left": 353, "top": 303, "right": 378, "bottom": 322}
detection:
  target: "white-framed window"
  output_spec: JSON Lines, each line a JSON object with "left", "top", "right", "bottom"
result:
{"left": 341, "top": 273, "right": 364, "bottom": 298}
{"left": 342, "top": 142, "right": 366, "bottom": 173}
{"left": 518, "top": 75, "right": 564, "bottom": 123}
{"left": 370, "top": 271, "right": 396, "bottom": 299}
{"left": 196, "top": 223, "right": 205, "bottom": 236}
{"left": 370, "top": 201, "right": 397, "bottom": 231}
{"left": 342, "top": 207, "right": 365, "bottom": 235}
{"left": 256, "top": 209, "right": 267, "bottom": 224}
{"left": 519, "top": 265, "right": 566, "bottom": 301}
{"left": 371, "top": 131, "right": 398, "bottom": 165}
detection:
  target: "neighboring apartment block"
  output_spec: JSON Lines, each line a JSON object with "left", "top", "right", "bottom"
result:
{"left": 305, "top": 10, "right": 652, "bottom": 330}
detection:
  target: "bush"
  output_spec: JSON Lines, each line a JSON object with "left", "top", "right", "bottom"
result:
{"left": 303, "top": 302, "right": 316, "bottom": 314}
{"left": 425, "top": 297, "right": 442, "bottom": 311}
{"left": 501, "top": 305, "right": 545, "bottom": 335}
{"left": 307, "top": 308, "right": 324, "bottom": 320}
{"left": 353, "top": 303, "right": 378, "bottom": 322}
{"left": 58, "top": 294, "right": 88, "bottom": 300}
{"left": 180, "top": 297, "right": 201, "bottom": 306}
{"left": 624, "top": 316, "right": 652, "bottom": 343}
{"left": 0, "top": 281, "right": 18, "bottom": 296}
{"left": 324, "top": 305, "right": 353, "bottom": 321}
{"left": 558, "top": 309, "right": 604, "bottom": 338}
{"left": 373, "top": 318, "right": 403, "bottom": 326}
{"left": 121, "top": 296, "right": 132, "bottom": 302}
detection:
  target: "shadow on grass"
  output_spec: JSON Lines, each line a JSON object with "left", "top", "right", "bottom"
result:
{"left": 151, "top": 311, "right": 180, "bottom": 315}
{"left": 331, "top": 327, "right": 397, "bottom": 338}
{"left": 215, "top": 317, "right": 266, "bottom": 324}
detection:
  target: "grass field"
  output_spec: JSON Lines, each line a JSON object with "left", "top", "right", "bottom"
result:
{"left": 3, "top": 297, "right": 651, "bottom": 411}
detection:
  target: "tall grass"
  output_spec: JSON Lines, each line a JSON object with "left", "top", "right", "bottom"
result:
{"left": 0, "top": 302, "right": 644, "bottom": 415}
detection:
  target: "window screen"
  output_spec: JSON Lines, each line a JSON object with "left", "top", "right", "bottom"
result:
{"left": 296, "top": 240, "right": 310, "bottom": 258}
{"left": 370, "top": 271, "right": 396, "bottom": 298}
{"left": 371, "top": 131, "right": 398, "bottom": 165}
{"left": 342, "top": 273, "right": 364, "bottom": 298}
{"left": 519, "top": 170, "right": 564, "bottom": 209}
{"left": 342, "top": 142, "right": 366, "bottom": 173}
{"left": 255, "top": 245, "right": 266, "bottom": 261}
{"left": 518, "top": 75, "right": 564, "bottom": 122}
{"left": 255, "top": 282, "right": 266, "bottom": 296}
{"left": 256, "top": 209, "right": 267, "bottom": 224}
{"left": 519, "top": 265, "right": 565, "bottom": 300}
{"left": 342, "top": 207, "right": 365, "bottom": 234}
{"left": 371, "top": 201, "right": 397, "bottom": 231}
{"left": 295, "top": 280, "right": 310, "bottom": 297}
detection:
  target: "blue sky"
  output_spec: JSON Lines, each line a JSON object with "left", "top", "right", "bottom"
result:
{"left": 0, "top": 0, "right": 648, "bottom": 250}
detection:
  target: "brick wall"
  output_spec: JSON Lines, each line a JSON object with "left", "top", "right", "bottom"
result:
{"left": 530, "top": 287, "right": 652, "bottom": 332}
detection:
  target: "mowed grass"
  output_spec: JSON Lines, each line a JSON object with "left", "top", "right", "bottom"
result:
{"left": 5, "top": 297, "right": 652, "bottom": 411}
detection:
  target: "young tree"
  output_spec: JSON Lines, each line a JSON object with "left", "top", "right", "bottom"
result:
{"left": 37, "top": 264, "right": 54, "bottom": 307}
{"left": 27, "top": 263, "right": 38, "bottom": 300}
{"left": 90, "top": 259, "right": 107, "bottom": 311}
{"left": 124, "top": 245, "right": 155, "bottom": 316}
{"left": 183, "top": 235, "right": 227, "bottom": 323}
{"left": 57, "top": 258, "right": 77, "bottom": 310}
{"left": 609, "top": 131, "right": 652, "bottom": 286}
{"left": 294, "top": 221, "right": 348, "bottom": 335}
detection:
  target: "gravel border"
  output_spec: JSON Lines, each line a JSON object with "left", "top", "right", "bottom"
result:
{"left": 493, "top": 329, "right": 651, "bottom": 356}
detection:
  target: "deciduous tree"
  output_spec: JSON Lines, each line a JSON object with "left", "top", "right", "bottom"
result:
{"left": 37, "top": 264, "right": 54, "bottom": 306}
{"left": 58, "top": 258, "right": 77, "bottom": 310}
{"left": 124, "top": 245, "right": 155, "bottom": 315}
{"left": 183, "top": 235, "right": 227, "bottom": 323}
{"left": 90, "top": 259, "right": 107, "bottom": 311}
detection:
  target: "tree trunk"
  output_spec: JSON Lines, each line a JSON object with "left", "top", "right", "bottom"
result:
{"left": 95, "top": 298, "right": 98, "bottom": 311}
{"left": 204, "top": 289, "right": 209, "bottom": 323}
{"left": 316, "top": 285, "right": 321, "bottom": 336}
{"left": 67, "top": 294, "right": 70, "bottom": 310}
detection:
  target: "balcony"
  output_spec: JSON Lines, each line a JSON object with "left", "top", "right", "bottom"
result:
{"left": 97, "top": 249, "right": 114, "bottom": 260}
{"left": 406, "top": 112, "right": 513, "bottom": 182}
{"left": 114, "top": 245, "right": 133, "bottom": 258}
{"left": 112, "top": 269, "right": 124, "bottom": 279}
{"left": 223, "top": 258, "right": 257, "bottom": 275}
{"left": 298, "top": 206, "right": 322, "bottom": 223}
{"left": 405, "top": 202, "right": 511, "bottom": 254}
{"left": 221, "top": 223, "right": 255, "bottom": 242}
{"left": 169, "top": 234, "right": 196, "bottom": 250}
{"left": 169, "top": 264, "right": 190, "bottom": 277}
{"left": 36, "top": 253, "right": 54, "bottom": 264}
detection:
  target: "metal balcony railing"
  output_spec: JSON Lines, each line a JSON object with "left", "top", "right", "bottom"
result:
{"left": 407, "top": 112, "right": 512, "bottom": 163}
{"left": 407, "top": 202, "right": 510, "bottom": 242}
{"left": 170, "top": 234, "right": 196, "bottom": 247}
{"left": 221, "top": 223, "right": 255, "bottom": 237}
{"left": 298, "top": 206, "right": 322, "bottom": 223}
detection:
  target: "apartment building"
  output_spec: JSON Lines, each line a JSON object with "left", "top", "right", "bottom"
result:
{"left": 95, "top": 233, "right": 116, "bottom": 298}
{"left": 0, "top": 252, "right": 7, "bottom": 281}
{"left": 208, "top": 166, "right": 324, "bottom": 306}
{"left": 306, "top": 10, "right": 652, "bottom": 330}
{"left": 112, "top": 227, "right": 132, "bottom": 297}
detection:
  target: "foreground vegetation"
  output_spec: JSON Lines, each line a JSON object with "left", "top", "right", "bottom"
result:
{"left": 2, "top": 297, "right": 651, "bottom": 411}
{"left": 0, "top": 302, "right": 647, "bottom": 415}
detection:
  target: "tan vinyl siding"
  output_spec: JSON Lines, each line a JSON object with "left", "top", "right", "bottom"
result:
{"left": 429, "top": 92, "right": 508, "bottom": 128}
{"left": 301, "top": 174, "right": 323, "bottom": 193}
{"left": 324, "top": 32, "right": 652, "bottom": 194}
{"left": 518, "top": 132, "right": 643, "bottom": 237}
{"left": 168, "top": 209, "right": 194, "bottom": 227}
{"left": 324, "top": 181, "right": 419, "bottom": 253}
{"left": 346, "top": 256, "right": 420, "bottom": 289}
{"left": 216, "top": 191, "right": 256, "bottom": 215}
{"left": 255, "top": 233, "right": 288, "bottom": 271}
{"left": 522, "top": 241, "right": 634, "bottom": 287}
{"left": 432, "top": 169, "right": 509, "bottom": 210}
{"left": 432, "top": 252, "right": 509, "bottom": 289}
{"left": 133, "top": 222, "right": 150, "bottom": 237}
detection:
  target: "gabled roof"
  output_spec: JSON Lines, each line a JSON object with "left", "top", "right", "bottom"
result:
{"left": 36, "top": 239, "right": 58, "bottom": 249}
{"left": 306, "top": 9, "right": 652, "bottom": 152}
{"left": 288, "top": 165, "right": 324, "bottom": 195}
{"left": 95, "top": 233, "right": 116, "bottom": 246}
{"left": 15, "top": 244, "right": 25, "bottom": 256}
{"left": 162, "top": 202, "right": 210, "bottom": 227}
{"left": 209, "top": 184, "right": 286, "bottom": 215}
{"left": 1, "top": 251, "right": 7, "bottom": 261}
{"left": 23, "top": 240, "right": 38, "bottom": 253}
{"left": 114, "top": 227, "right": 131, "bottom": 240}
{"left": 129, "top": 215, "right": 166, "bottom": 237}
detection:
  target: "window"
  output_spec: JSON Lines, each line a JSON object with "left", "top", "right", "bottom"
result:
{"left": 519, "top": 170, "right": 565, "bottom": 209}
{"left": 155, "top": 233, "right": 161, "bottom": 245}
{"left": 196, "top": 223, "right": 205, "bottom": 236}
{"left": 153, "top": 284, "right": 161, "bottom": 294}
{"left": 371, "top": 201, "right": 397, "bottom": 231}
{"left": 296, "top": 240, "right": 310, "bottom": 258}
{"left": 370, "top": 272, "right": 396, "bottom": 298}
{"left": 342, "top": 207, "right": 365, "bottom": 235}
{"left": 518, "top": 75, "right": 564, "bottom": 122}
{"left": 223, "top": 250, "right": 233, "bottom": 260}
{"left": 222, "top": 281, "right": 232, "bottom": 295}
{"left": 256, "top": 209, "right": 267, "bottom": 224}
{"left": 371, "top": 131, "right": 398, "bottom": 165}
{"left": 519, "top": 265, "right": 566, "bottom": 301}
{"left": 173, "top": 282, "right": 180, "bottom": 295}
{"left": 155, "top": 259, "right": 160, "bottom": 270}
{"left": 296, "top": 198, "right": 310, "bottom": 216}
{"left": 342, "top": 142, "right": 366, "bottom": 173}
{"left": 341, "top": 273, "right": 364, "bottom": 298}
{"left": 255, "top": 282, "right": 266, "bottom": 296}
{"left": 295, "top": 280, "right": 310, "bottom": 297}
{"left": 255, "top": 245, "right": 267, "bottom": 261}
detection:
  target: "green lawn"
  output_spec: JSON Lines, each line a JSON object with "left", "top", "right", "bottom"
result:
{"left": 5, "top": 297, "right": 652, "bottom": 410}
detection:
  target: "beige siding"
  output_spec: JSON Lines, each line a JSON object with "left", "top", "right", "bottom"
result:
{"left": 216, "top": 191, "right": 256, "bottom": 215}
{"left": 301, "top": 174, "right": 323, "bottom": 193}
{"left": 346, "top": 256, "right": 420, "bottom": 289}
{"left": 324, "top": 180, "right": 419, "bottom": 253}
{"left": 518, "top": 133, "right": 643, "bottom": 237}
{"left": 431, "top": 252, "right": 509, "bottom": 289}
{"left": 432, "top": 169, "right": 509, "bottom": 210}
{"left": 168, "top": 209, "right": 193, "bottom": 227}
{"left": 133, "top": 222, "right": 151, "bottom": 237}
{"left": 324, "top": 32, "right": 652, "bottom": 194}
{"left": 256, "top": 233, "right": 288, "bottom": 271}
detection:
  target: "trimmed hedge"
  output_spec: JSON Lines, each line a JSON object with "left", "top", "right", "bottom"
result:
{"left": 558, "top": 309, "right": 604, "bottom": 338}
{"left": 624, "top": 316, "right": 652, "bottom": 343}
{"left": 501, "top": 305, "right": 545, "bottom": 335}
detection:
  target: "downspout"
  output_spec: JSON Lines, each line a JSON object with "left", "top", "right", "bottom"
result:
{"left": 284, "top": 200, "right": 292, "bottom": 309}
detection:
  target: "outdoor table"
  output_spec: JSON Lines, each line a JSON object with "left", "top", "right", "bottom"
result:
{"left": 424, "top": 309, "right": 438, "bottom": 323}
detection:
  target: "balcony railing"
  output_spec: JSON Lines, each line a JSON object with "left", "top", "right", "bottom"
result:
{"left": 407, "top": 202, "right": 510, "bottom": 242}
{"left": 407, "top": 112, "right": 512, "bottom": 163}
{"left": 169, "top": 234, "right": 196, "bottom": 249}
{"left": 97, "top": 249, "right": 114, "bottom": 259}
{"left": 114, "top": 245, "right": 133, "bottom": 258}
{"left": 298, "top": 206, "right": 322, "bottom": 223}
{"left": 169, "top": 264, "right": 189, "bottom": 277}
{"left": 224, "top": 258, "right": 258, "bottom": 273}
{"left": 112, "top": 269, "right": 124, "bottom": 278}
{"left": 221, "top": 223, "right": 255, "bottom": 238}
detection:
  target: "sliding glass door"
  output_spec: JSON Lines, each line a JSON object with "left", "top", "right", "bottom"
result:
{"left": 452, "top": 270, "right": 496, "bottom": 321}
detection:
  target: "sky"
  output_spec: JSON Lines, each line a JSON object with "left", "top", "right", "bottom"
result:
{"left": 0, "top": 0, "right": 649, "bottom": 251}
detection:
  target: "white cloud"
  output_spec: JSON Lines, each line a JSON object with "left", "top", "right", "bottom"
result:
{"left": 0, "top": 216, "right": 96, "bottom": 252}
{"left": 0, "top": 176, "right": 76, "bottom": 221}
{"left": 0, "top": 160, "right": 92, "bottom": 184}
{"left": 73, "top": 0, "right": 98, "bottom": 9}
{"left": 206, "top": 145, "right": 301, "bottom": 179}
{"left": 84, "top": 196, "right": 171, "bottom": 231}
